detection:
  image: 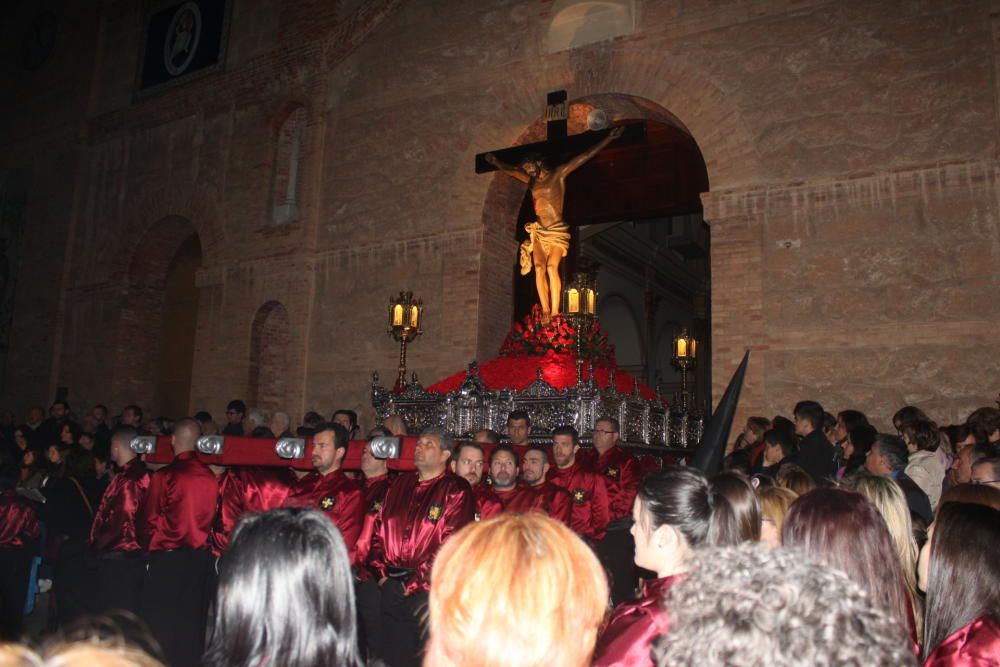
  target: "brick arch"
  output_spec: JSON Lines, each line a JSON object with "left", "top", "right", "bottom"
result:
{"left": 268, "top": 103, "right": 308, "bottom": 226}
{"left": 112, "top": 183, "right": 225, "bottom": 281}
{"left": 477, "top": 76, "right": 757, "bottom": 358}
{"left": 267, "top": 98, "right": 309, "bottom": 132}
{"left": 248, "top": 300, "right": 291, "bottom": 412}
{"left": 593, "top": 55, "right": 762, "bottom": 189}
{"left": 112, "top": 215, "right": 202, "bottom": 414}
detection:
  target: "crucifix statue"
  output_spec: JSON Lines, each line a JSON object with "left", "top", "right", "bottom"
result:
{"left": 476, "top": 91, "right": 640, "bottom": 324}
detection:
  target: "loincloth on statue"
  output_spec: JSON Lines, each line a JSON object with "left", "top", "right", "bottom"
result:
{"left": 519, "top": 221, "right": 570, "bottom": 276}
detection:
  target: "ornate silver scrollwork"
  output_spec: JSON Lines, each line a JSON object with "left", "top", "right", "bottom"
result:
{"left": 372, "top": 359, "right": 702, "bottom": 455}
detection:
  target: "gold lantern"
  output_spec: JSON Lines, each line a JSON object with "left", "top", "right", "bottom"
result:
{"left": 671, "top": 328, "right": 698, "bottom": 411}
{"left": 387, "top": 291, "right": 423, "bottom": 390}
{"left": 561, "top": 273, "right": 598, "bottom": 385}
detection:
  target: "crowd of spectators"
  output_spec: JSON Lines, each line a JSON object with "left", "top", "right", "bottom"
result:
{"left": 0, "top": 396, "right": 997, "bottom": 667}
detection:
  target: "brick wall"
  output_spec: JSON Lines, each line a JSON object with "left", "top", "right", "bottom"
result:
{"left": 248, "top": 301, "right": 290, "bottom": 412}
{"left": 1, "top": 0, "right": 997, "bottom": 433}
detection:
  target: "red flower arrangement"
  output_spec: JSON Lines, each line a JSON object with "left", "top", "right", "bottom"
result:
{"left": 498, "top": 305, "right": 616, "bottom": 364}
{"left": 424, "top": 305, "right": 660, "bottom": 400}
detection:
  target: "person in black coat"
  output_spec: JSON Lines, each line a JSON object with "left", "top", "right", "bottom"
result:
{"left": 752, "top": 428, "right": 799, "bottom": 479}
{"left": 41, "top": 447, "right": 105, "bottom": 627}
{"left": 792, "top": 401, "right": 837, "bottom": 484}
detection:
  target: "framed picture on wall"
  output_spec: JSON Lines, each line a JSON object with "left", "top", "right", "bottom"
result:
{"left": 135, "top": 0, "right": 232, "bottom": 98}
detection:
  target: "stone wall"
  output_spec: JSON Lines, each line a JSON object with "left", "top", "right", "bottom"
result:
{"left": 0, "top": 0, "right": 996, "bottom": 432}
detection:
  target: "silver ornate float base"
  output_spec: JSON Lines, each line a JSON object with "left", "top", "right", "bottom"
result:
{"left": 371, "top": 362, "right": 702, "bottom": 456}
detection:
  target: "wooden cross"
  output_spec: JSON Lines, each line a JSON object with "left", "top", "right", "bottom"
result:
{"left": 475, "top": 90, "right": 645, "bottom": 174}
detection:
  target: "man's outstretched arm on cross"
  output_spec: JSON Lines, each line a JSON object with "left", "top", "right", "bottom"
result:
{"left": 558, "top": 125, "right": 624, "bottom": 177}
{"left": 485, "top": 153, "right": 530, "bottom": 184}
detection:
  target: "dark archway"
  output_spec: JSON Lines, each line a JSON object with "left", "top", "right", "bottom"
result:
{"left": 115, "top": 216, "right": 201, "bottom": 416}
{"left": 493, "top": 94, "right": 712, "bottom": 408}
{"left": 156, "top": 234, "right": 202, "bottom": 418}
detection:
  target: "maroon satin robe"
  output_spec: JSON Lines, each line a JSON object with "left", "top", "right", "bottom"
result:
{"left": 367, "top": 470, "right": 475, "bottom": 595}
{"left": 286, "top": 469, "right": 365, "bottom": 564}
{"left": 211, "top": 466, "right": 296, "bottom": 554}
{"left": 472, "top": 483, "right": 503, "bottom": 522}
{"left": 90, "top": 458, "right": 151, "bottom": 554}
{"left": 591, "top": 574, "right": 681, "bottom": 667}
{"left": 138, "top": 450, "right": 219, "bottom": 551}
{"left": 496, "top": 480, "right": 573, "bottom": 525}
{"left": 924, "top": 616, "right": 1000, "bottom": 667}
{"left": 0, "top": 491, "right": 40, "bottom": 548}
{"left": 579, "top": 445, "right": 641, "bottom": 522}
{"left": 547, "top": 460, "right": 611, "bottom": 541}
{"left": 355, "top": 472, "right": 393, "bottom": 578}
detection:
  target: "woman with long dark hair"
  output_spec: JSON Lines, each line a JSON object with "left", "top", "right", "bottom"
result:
{"left": 709, "top": 470, "right": 762, "bottom": 544}
{"left": 591, "top": 466, "right": 758, "bottom": 667}
{"left": 59, "top": 421, "right": 82, "bottom": 447}
{"left": 838, "top": 423, "right": 878, "bottom": 480}
{"left": 0, "top": 425, "right": 30, "bottom": 482}
{"left": 18, "top": 445, "right": 47, "bottom": 490}
{"left": 203, "top": 508, "right": 361, "bottom": 667}
{"left": 919, "top": 502, "right": 1000, "bottom": 665}
{"left": 782, "top": 488, "right": 915, "bottom": 649}
{"left": 41, "top": 447, "right": 104, "bottom": 627}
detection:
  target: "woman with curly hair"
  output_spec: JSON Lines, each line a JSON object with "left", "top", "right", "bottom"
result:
{"left": 652, "top": 544, "right": 916, "bottom": 667}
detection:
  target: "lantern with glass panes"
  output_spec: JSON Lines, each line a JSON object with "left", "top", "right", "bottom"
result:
{"left": 387, "top": 291, "right": 423, "bottom": 391}
{"left": 671, "top": 328, "right": 697, "bottom": 411}
{"left": 561, "top": 273, "right": 598, "bottom": 384}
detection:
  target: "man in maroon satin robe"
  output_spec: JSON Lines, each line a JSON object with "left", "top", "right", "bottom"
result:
{"left": 355, "top": 435, "right": 394, "bottom": 661}
{"left": 505, "top": 409, "right": 532, "bottom": 459}
{"left": 210, "top": 464, "right": 296, "bottom": 554}
{"left": 488, "top": 445, "right": 522, "bottom": 506}
{"left": 285, "top": 422, "right": 364, "bottom": 563}
{"left": 137, "top": 418, "right": 219, "bottom": 667}
{"left": 356, "top": 436, "right": 393, "bottom": 567}
{"left": 547, "top": 425, "right": 610, "bottom": 543}
{"left": 89, "top": 427, "right": 151, "bottom": 616}
{"left": 579, "top": 416, "right": 642, "bottom": 605}
{"left": 0, "top": 490, "right": 40, "bottom": 640}
{"left": 367, "top": 427, "right": 475, "bottom": 667}
{"left": 503, "top": 445, "right": 573, "bottom": 524}
{"left": 450, "top": 441, "right": 502, "bottom": 522}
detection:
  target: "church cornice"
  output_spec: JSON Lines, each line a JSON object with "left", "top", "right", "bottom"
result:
{"left": 702, "top": 157, "right": 1000, "bottom": 222}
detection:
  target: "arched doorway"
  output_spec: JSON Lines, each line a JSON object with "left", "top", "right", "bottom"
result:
{"left": 488, "top": 94, "right": 712, "bottom": 408}
{"left": 248, "top": 301, "right": 290, "bottom": 412}
{"left": 117, "top": 216, "right": 202, "bottom": 417}
{"left": 157, "top": 234, "right": 202, "bottom": 417}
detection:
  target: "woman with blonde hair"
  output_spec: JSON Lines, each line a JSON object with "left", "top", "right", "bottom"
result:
{"left": 841, "top": 472, "right": 923, "bottom": 641}
{"left": 425, "top": 512, "right": 607, "bottom": 667}
{"left": 0, "top": 635, "right": 165, "bottom": 667}
{"left": 758, "top": 486, "right": 798, "bottom": 548}
{"left": 775, "top": 464, "right": 816, "bottom": 496}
